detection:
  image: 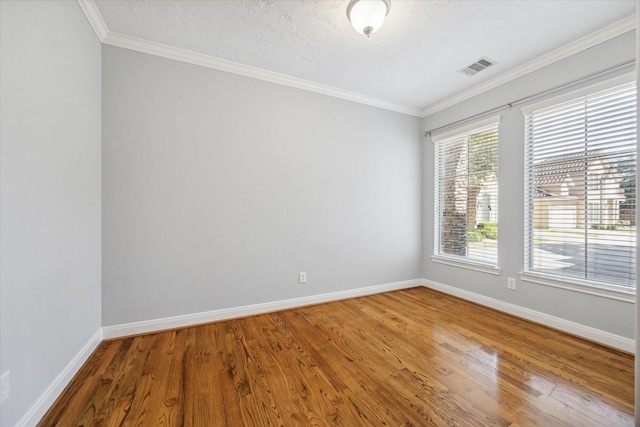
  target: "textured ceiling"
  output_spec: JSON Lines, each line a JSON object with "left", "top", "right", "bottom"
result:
{"left": 93, "top": 0, "right": 635, "bottom": 113}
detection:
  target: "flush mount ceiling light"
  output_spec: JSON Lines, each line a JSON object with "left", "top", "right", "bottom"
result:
{"left": 346, "top": 0, "right": 391, "bottom": 38}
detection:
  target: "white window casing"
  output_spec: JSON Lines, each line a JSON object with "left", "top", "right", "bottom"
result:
{"left": 433, "top": 116, "right": 501, "bottom": 271}
{"left": 523, "top": 75, "right": 636, "bottom": 297}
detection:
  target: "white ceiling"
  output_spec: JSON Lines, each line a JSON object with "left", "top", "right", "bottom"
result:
{"left": 90, "top": 0, "right": 636, "bottom": 116}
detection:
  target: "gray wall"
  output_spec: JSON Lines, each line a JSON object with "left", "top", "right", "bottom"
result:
{"left": 422, "top": 31, "right": 636, "bottom": 339}
{"left": 0, "top": 1, "right": 102, "bottom": 426}
{"left": 102, "top": 46, "right": 422, "bottom": 326}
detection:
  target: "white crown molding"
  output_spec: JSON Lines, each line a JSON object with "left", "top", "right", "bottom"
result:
{"left": 420, "top": 14, "right": 637, "bottom": 117}
{"left": 74, "top": 0, "right": 417, "bottom": 117}
{"left": 77, "top": 0, "right": 108, "bottom": 41}
{"left": 77, "top": 1, "right": 634, "bottom": 121}
{"left": 421, "top": 279, "right": 634, "bottom": 353}
{"left": 103, "top": 279, "right": 421, "bottom": 339}
{"left": 15, "top": 329, "right": 103, "bottom": 427}
{"left": 101, "top": 31, "right": 423, "bottom": 117}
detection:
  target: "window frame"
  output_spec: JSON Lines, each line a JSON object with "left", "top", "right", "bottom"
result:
{"left": 432, "top": 115, "right": 501, "bottom": 274}
{"left": 521, "top": 73, "right": 636, "bottom": 301}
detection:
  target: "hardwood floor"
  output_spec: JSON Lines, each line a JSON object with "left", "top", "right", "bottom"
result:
{"left": 39, "top": 287, "right": 633, "bottom": 426}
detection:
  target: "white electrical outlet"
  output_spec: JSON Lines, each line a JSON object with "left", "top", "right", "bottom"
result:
{"left": 1, "top": 371, "right": 9, "bottom": 404}
{"left": 507, "top": 277, "right": 516, "bottom": 290}
{"left": 299, "top": 272, "right": 307, "bottom": 284}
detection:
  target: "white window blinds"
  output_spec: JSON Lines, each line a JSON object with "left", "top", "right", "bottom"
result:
{"left": 434, "top": 120, "right": 499, "bottom": 265}
{"left": 524, "top": 80, "right": 636, "bottom": 291}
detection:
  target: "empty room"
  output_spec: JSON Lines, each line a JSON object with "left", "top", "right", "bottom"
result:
{"left": 1, "top": 0, "right": 638, "bottom": 425}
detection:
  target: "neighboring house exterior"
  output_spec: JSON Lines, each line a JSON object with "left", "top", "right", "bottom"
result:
{"left": 532, "top": 151, "right": 625, "bottom": 229}
{"left": 475, "top": 180, "right": 498, "bottom": 224}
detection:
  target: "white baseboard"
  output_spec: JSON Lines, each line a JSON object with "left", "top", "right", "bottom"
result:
{"left": 16, "top": 328, "right": 103, "bottom": 427}
{"left": 421, "top": 279, "right": 634, "bottom": 353}
{"left": 14, "top": 279, "right": 632, "bottom": 427}
{"left": 103, "top": 279, "right": 422, "bottom": 339}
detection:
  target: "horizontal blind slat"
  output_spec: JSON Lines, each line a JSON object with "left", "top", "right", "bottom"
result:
{"left": 524, "top": 81, "right": 636, "bottom": 290}
{"left": 435, "top": 121, "right": 499, "bottom": 265}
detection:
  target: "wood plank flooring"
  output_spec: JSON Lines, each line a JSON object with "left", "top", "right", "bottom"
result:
{"left": 39, "top": 287, "right": 634, "bottom": 426}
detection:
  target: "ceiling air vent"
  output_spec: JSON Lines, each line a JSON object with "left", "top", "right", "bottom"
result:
{"left": 458, "top": 57, "right": 495, "bottom": 77}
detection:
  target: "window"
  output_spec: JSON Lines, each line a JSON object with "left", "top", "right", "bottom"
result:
{"left": 434, "top": 118, "right": 499, "bottom": 270}
{"left": 523, "top": 78, "right": 636, "bottom": 295}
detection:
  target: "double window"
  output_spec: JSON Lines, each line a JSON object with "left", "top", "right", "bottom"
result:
{"left": 523, "top": 78, "right": 636, "bottom": 294}
{"left": 433, "top": 118, "right": 499, "bottom": 270}
{"left": 432, "top": 76, "right": 636, "bottom": 298}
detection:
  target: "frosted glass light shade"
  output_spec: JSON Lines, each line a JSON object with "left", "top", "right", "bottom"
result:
{"left": 347, "top": 0, "right": 391, "bottom": 37}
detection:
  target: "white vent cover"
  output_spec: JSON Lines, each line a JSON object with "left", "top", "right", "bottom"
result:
{"left": 458, "top": 57, "right": 495, "bottom": 77}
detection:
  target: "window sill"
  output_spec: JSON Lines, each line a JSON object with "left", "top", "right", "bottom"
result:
{"left": 431, "top": 255, "right": 501, "bottom": 275}
{"left": 519, "top": 272, "right": 635, "bottom": 303}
